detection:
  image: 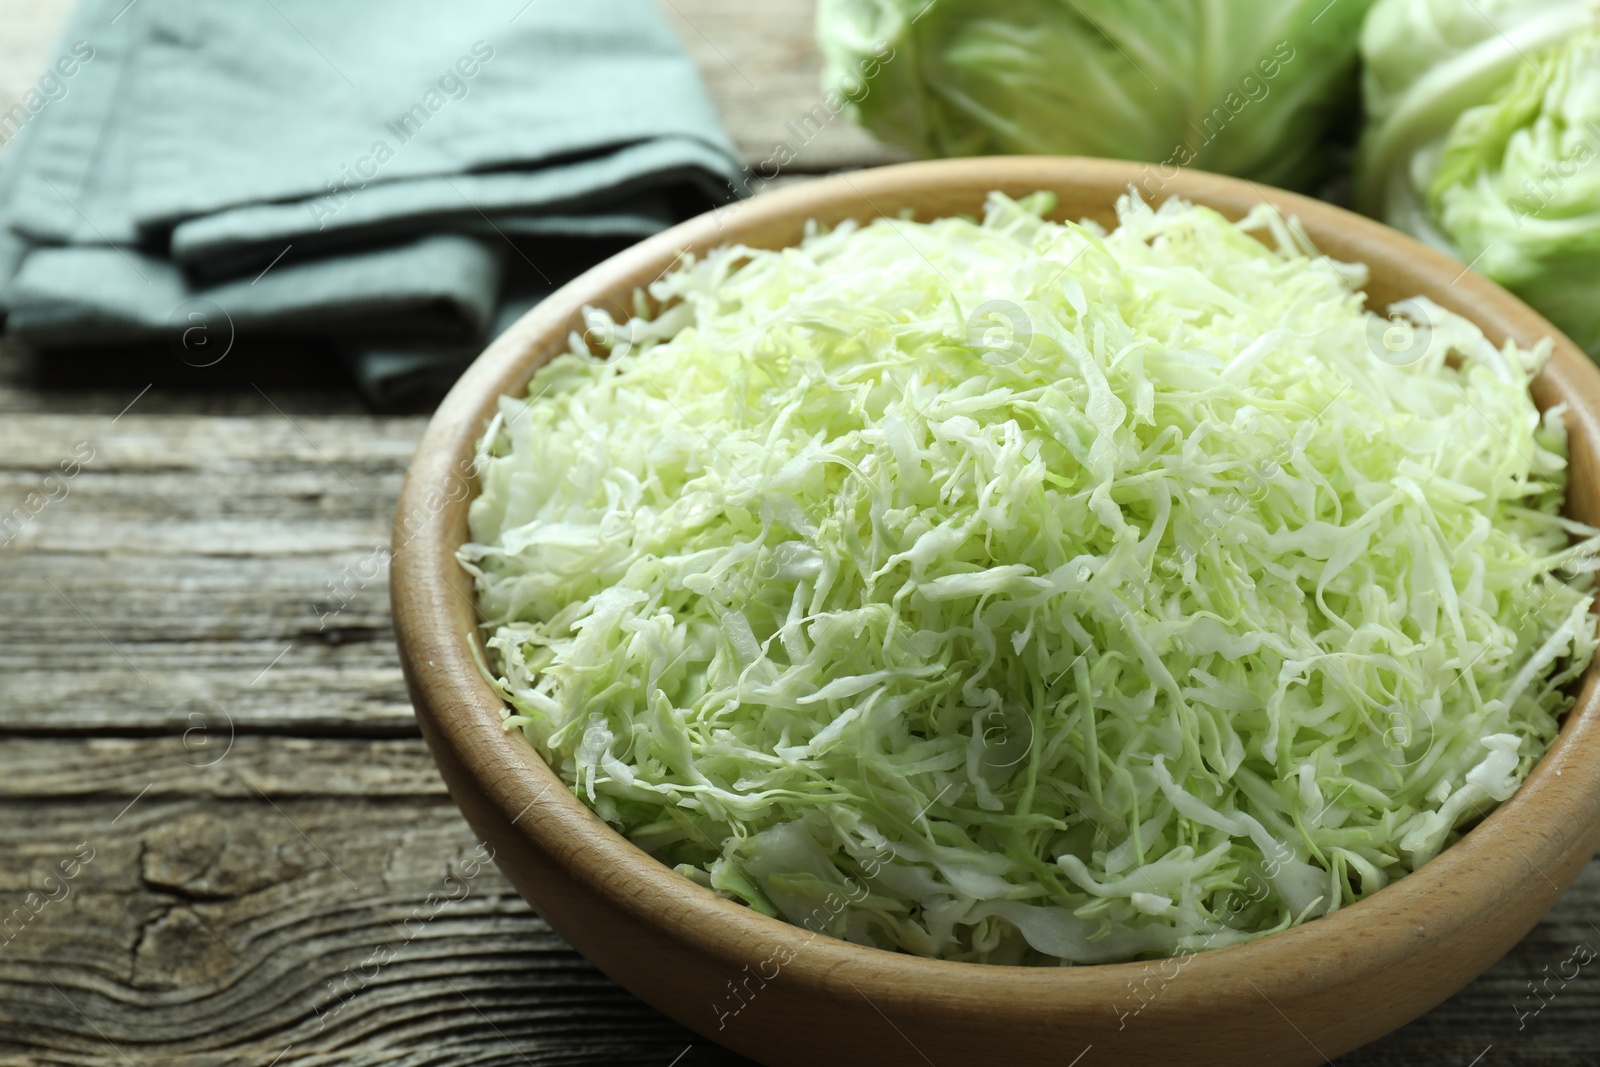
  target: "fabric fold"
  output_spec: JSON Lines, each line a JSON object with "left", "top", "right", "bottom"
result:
{"left": 0, "top": 0, "right": 745, "bottom": 407}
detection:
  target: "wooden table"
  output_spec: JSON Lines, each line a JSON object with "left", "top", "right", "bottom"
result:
{"left": 0, "top": 3, "right": 1595, "bottom": 1064}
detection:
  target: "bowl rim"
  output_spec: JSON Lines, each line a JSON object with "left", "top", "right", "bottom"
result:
{"left": 392, "top": 156, "right": 1600, "bottom": 1014}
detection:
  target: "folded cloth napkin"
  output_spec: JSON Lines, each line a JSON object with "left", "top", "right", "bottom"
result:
{"left": 0, "top": 0, "right": 745, "bottom": 407}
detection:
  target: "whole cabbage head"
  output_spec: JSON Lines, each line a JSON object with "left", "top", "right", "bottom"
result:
{"left": 816, "top": 0, "right": 1376, "bottom": 191}
{"left": 1356, "top": 0, "right": 1600, "bottom": 353}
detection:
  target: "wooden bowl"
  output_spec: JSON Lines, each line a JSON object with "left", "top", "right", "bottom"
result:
{"left": 392, "top": 157, "right": 1600, "bottom": 1067}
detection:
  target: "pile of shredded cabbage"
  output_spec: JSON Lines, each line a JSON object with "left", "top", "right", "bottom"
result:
{"left": 461, "top": 191, "right": 1598, "bottom": 965}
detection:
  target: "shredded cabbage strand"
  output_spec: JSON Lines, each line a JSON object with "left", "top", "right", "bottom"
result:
{"left": 461, "top": 192, "right": 1597, "bottom": 965}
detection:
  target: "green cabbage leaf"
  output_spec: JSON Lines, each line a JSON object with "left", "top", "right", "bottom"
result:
{"left": 1356, "top": 0, "right": 1600, "bottom": 352}
{"left": 816, "top": 0, "right": 1375, "bottom": 190}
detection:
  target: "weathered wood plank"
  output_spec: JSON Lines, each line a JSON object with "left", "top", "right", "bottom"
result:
{"left": 0, "top": 781, "right": 751, "bottom": 1066}
{"left": 0, "top": 736, "right": 447, "bottom": 797}
{"left": 0, "top": 413, "right": 425, "bottom": 471}
{"left": 0, "top": 412, "right": 422, "bottom": 732}
{"left": 0, "top": 739, "right": 1595, "bottom": 1066}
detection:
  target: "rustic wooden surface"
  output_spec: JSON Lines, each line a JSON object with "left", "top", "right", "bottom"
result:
{"left": 0, "top": 2, "right": 1594, "bottom": 1066}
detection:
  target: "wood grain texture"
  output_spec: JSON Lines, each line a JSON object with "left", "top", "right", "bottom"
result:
{"left": 0, "top": 742, "right": 746, "bottom": 1067}
{"left": 0, "top": 2, "right": 1595, "bottom": 1066}
{"left": 0, "top": 413, "right": 422, "bottom": 733}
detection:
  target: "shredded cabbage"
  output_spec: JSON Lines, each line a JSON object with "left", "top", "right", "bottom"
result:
{"left": 461, "top": 191, "right": 1598, "bottom": 965}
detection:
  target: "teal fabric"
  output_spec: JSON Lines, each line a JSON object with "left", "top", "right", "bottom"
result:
{"left": 0, "top": 0, "right": 744, "bottom": 406}
{"left": 8, "top": 235, "right": 505, "bottom": 343}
